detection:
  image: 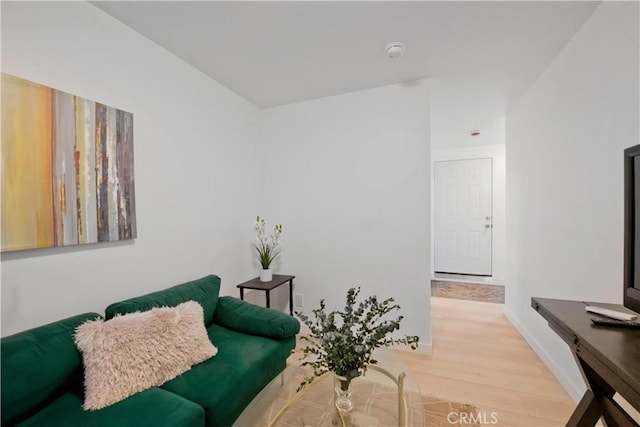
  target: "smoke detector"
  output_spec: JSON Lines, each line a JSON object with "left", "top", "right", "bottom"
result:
{"left": 385, "top": 42, "right": 406, "bottom": 59}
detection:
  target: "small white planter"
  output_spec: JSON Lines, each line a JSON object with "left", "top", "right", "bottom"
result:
{"left": 260, "top": 268, "right": 273, "bottom": 282}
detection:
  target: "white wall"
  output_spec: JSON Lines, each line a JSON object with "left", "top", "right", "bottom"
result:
{"left": 505, "top": 1, "right": 639, "bottom": 400}
{"left": 0, "top": 2, "right": 433, "bottom": 346}
{"left": 259, "top": 81, "right": 432, "bottom": 349}
{"left": 1, "top": 2, "right": 261, "bottom": 336}
{"left": 430, "top": 78, "right": 506, "bottom": 151}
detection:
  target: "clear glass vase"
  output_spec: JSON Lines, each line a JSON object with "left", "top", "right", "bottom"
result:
{"left": 333, "top": 374, "right": 354, "bottom": 413}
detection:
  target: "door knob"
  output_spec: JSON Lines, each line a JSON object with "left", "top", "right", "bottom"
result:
{"left": 485, "top": 224, "right": 491, "bottom": 229}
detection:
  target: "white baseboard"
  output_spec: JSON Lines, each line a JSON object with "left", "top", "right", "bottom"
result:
{"left": 415, "top": 341, "right": 433, "bottom": 354}
{"left": 502, "top": 306, "right": 584, "bottom": 403}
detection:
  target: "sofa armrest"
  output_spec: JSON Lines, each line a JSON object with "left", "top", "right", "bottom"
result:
{"left": 213, "top": 296, "right": 300, "bottom": 339}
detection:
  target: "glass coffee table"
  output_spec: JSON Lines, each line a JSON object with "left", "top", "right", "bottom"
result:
{"left": 234, "top": 349, "right": 424, "bottom": 427}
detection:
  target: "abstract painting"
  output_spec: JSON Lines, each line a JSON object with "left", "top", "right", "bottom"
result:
{"left": 1, "top": 73, "right": 136, "bottom": 251}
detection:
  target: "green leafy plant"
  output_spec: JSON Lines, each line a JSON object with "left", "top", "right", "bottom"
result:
{"left": 295, "top": 287, "right": 419, "bottom": 391}
{"left": 254, "top": 216, "right": 283, "bottom": 269}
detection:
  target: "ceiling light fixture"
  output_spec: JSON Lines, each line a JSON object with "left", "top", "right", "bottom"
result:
{"left": 385, "top": 42, "right": 406, "bottom": 59}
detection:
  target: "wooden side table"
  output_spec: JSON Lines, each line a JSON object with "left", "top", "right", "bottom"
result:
{"left": 532, "top": 297, "right": 640, "bottom": 427}
{"left": 237, "top": 275, "right": 295, "bottom": 315}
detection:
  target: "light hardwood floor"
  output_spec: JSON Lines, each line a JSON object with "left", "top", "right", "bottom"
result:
{"left": 396, "top": 297, "right": 577, "bottom": 426}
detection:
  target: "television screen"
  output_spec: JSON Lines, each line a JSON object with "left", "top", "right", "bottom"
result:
{"left": 624, "top": 145, "right": 640, "bottom": 313}
{"left": 634, "top": 156, "right": 640, "bottom": 291}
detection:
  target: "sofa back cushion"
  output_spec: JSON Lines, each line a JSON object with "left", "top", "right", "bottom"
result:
{"left": 105, "top": 275, "right": 221, "bottom": 325}
{"left": 1, "top": 312, "right": 102, "bottom": 425}
{"left": 214, "top": 296, "right": 300, "bottom": 339}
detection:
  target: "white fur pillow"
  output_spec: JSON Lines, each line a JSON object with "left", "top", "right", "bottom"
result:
{"left": 74, "top": 300, "right": 217, "bottom": 410}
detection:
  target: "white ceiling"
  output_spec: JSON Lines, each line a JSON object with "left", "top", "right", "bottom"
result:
{"left": 92, "top": 1, "right": 600, "bottom": 109}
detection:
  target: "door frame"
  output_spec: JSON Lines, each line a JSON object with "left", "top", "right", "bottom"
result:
{"left": 431, "top": 145, "right": 506, "bottom": 285}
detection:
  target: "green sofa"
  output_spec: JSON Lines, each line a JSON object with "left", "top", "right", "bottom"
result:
{"left": 1, "top": 275, "right": 300, "bottom": 427}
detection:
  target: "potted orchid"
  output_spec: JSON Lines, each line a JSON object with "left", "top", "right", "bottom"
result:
{"left": 254, "top": 216, "right": 283, "bottom": 282}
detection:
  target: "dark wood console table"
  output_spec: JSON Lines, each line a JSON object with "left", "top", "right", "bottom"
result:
{"left": 532, "top": 297, "right": 640, "bottom": 427}
{"left": 237, "top": 275, "right": 295, "bottom": 315}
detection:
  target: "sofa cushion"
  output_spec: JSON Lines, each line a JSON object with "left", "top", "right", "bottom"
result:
{"left": 105, "top": 275, "right": 221, "bottom": 325}
{"left": 75, "top": 301, "right": 217, "bottom": 410}
{"left": 16, "top": 386, "right": 204, "bottom": 427}
{"left": 214, "top": 296, "right": 300, "bottom": 339}
{"left": 161, "top": 323, "right": 296, "bottom": 427}
{"left": 1, "top": 312, "right": 102, "bottom": 426}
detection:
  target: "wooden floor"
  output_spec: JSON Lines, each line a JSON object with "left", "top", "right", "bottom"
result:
{"left": 396, "top": 297, "right": 576, "bottom": 426}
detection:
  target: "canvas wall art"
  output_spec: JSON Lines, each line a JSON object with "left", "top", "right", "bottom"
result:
{"left": 1, "top": 73, "right": 136, "bottom": 251}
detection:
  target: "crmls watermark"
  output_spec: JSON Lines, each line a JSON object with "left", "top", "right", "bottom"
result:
{"left": 447, "top": 411, "right": 499, "bottom": 425}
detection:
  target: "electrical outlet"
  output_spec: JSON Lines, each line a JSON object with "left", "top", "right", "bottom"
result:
{"left": 295, "top": 294, "right": 304, "bottom": 307}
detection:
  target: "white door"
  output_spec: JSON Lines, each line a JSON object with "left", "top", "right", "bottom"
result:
{"left": 434, "top": 158, "right": 492, "bottom": 276}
